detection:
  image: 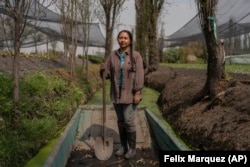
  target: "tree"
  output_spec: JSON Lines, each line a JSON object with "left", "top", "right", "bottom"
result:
{"left": 32, "top": 31, "right": 43, "bottom": 53}
{"left": 58, "top": 0, "right": 69, "bottom": 58}
{"left": 50, "top": 37, "right": 58, "bottom": 55}
{"left": 77, "top": 0, "right": 97, "bottom": 78}
{"left": 98, "top": 0, "right": 125, "bottom": 59}
{"left": 2, "top": 0, "right": 56, "bottom": 125}
{"left": 195, "top": 0, "right": 225, "bottom": 100}
{"left": 57, "top": 0, "right": 78, "bottom": 78}
{"left": 0, "top": 16, "right": 14, "bottom": 50}
{"left": 69, "top": 0, "right": 78, "bottom": 78}
{"left": 158, "top": 22, "right": 165, "bottom": 63}
{"left": 135, "top": 0, "right": 165, "bottom": 74}
{"left": 135, "top": 0, "right": 147, "bottom": 62}
{"left": 146, "top": 0, "right": 164, "bottom": 72}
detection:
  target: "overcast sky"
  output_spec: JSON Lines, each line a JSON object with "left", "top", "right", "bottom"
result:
{"left": 118, "top": 0, "right": 197, "bottom": 37}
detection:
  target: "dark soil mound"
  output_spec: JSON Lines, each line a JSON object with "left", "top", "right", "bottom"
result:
{"left": 145, "top": 66, "right": 250, "bottom": 150}
{"left": 0, "top": 55, "right": 82, "bottom": 76}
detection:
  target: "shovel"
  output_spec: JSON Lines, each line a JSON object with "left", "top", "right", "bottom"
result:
{"left": 94, "top": 71, "right": 113, "bottom": 160}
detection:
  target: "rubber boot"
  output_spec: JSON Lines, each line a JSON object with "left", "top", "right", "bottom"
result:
{"left": 115, "top": 127, "right": 128, "bottom": 156}
{"left": 125, "top": 131, "right": 136, "bottom": 159}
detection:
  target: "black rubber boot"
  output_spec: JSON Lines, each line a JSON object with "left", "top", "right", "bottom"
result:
{"left": 125, "top": 131, "right": 136, "bottom": 159}
{"left": 115, "top": 127, "right": 128, "bottom": 156}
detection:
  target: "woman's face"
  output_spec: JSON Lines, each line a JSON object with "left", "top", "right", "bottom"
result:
{"left": 117, "top": 32, "right": 131, "bottom": 51}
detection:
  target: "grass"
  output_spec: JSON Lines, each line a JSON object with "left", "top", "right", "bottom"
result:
{"left": 24, "top": 138, "right": 58, "bottom": 167}
{"left": 225, "top": 64, "right": 250, "bottom": 74}
{"left": 86, "top": 80, "right": 111, "bottom": 105}
{"left": 163, "top": 63, "right": 250, "bottom": 74}
{"left": 140, "top": 87, "right": 160, "bottom": 112}
{"left": 24, "top": 127, "right": 66, "bottom": 167}
{"left": 161, "top": 63, "right": 207, "bottom": 69}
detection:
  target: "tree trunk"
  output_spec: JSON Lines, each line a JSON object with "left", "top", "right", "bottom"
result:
{"left": 135, "top": 0, "right": 164, "bottom": 73}
{"left": 135, "top": 0, "right": 147, "bottom": 62}
{"left": 13, "top": 19, "right": 20, "bottom": 108}
{"left": 69, "top": 0, "right": 77, "bottom": 79}
{"left": 196, "top": 0, "right": 224, "bottom": 100}
{"left": 158, "top": 24, "right": 165, "bottom": 63}
{"left": 99, "top": 0, "right": 125, "bottom": 59}
{"left": 12, "top": 1, "right": 21, "bottom": 125}
{"left": 147, "top": 1, "right": 159, "bottom": 72}
{"left": 70, "top": 45, "right": 76, "bottom": 78}
{"left": 204, "top": 32, "right": 223, "bottom": 98}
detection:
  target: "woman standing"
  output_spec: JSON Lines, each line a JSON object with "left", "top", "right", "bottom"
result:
{"left": 100, "top": 30, "right": 144, "bottom": 159}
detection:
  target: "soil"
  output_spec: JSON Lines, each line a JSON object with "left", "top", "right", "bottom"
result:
{"left": 0, "top": 55, "right": 83, "bottom": 76}
{"left": 66, "top": 148, "right": 159, "bottom": 167}
{"left": 1, "top": 56, "right": 249, "bottom": 166}
{"left": 145, "top": 67, "right": 250, "bottom": 151}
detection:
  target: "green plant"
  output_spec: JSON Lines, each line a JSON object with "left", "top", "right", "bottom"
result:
{"left": 0, "top": 73, "right": 13, "bottom": 117}
{"left": 0, "top": 68, "right": 93, "bottom": 167}
{"left": 140, "top": 87, "right": 160, "bottom": 112}
{"left": 0, "top": 61, "right": 111, "bottom": 166}
{"left": 0, "top": 130, "right": 35, "bottom": 167}
{"left": 21, "top": 72, "right": 51, "bottom": 96}
{"left": 88, "top": 55, "right": 104, "bottom": 64}
{"left": 165, "top": 48, "right": 181, "bottom": 63}
{"left": 21, "top": 117, "right": 57, "bottom": 142}
{"left": 78, "top": 54, "right": 104, "bottom": 64}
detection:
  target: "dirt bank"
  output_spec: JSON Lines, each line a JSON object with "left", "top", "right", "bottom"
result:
{"left": 145, "top": 66, "right": 250, "bottom": 150}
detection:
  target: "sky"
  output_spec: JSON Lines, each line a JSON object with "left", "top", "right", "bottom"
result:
{"left": 117, "top": 0, "right": 197, "bottom": 37}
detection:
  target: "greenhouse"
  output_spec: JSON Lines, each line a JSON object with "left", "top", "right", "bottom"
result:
{"left": 225, "top": 54, "right": 250, "bottom": 65}
{"left": 165, "top": 0, "right": 250, "bottom": 48}
{"left": 0, "top": 1, "right": 105, "bottom": 48}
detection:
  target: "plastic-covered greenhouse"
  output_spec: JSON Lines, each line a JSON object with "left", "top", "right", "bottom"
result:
{"left": 225, "top": 54, "right": 250, "bottom": 64}
{"left": 164, "top": 0, "right": 250, "bottom": 64}
{"left": 0, "top": 1, "right": 105, "bottom": 48}
{"left": 164, "top": 0, "right": 250, "bottom": 48}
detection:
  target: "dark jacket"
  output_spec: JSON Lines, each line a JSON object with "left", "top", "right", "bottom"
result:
{"left": 104, "top": 49, "right": 144, "bottom": 104}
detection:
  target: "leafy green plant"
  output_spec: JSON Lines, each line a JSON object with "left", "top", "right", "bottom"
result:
{"left": 78, "top": 54, "right": 104, "bottom": 64}
{"left": 0, "top": 68, "right": 94, "bottom": 167}
{"left": 0, "top": 73, "right": 13, "bottom": 117}
{"left": 88, "top": 55, "right": 104, "bottom": 64}
{"left": 165, "top": 48, "right": 181, "bottom": 63}
{"left": 21, "top": 117, "right": 57, "bottom": 143}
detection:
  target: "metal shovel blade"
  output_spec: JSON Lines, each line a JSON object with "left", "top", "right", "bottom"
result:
{"left": 94, "top": 136, "right": 113, "bottom": 160}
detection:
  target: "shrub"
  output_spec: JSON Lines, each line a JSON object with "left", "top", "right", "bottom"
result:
{"left": 0, "top": 73, "right": 13, "bottom": 117}
{"left": 0, "top": 69, "right": 89, "bottom": 167}
{"left": 0, "top": 60, "right": 106, "bottom": 166}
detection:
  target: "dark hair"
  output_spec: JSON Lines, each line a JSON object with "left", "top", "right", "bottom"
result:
{"left": 117, "top": 30, "right": 135, "bottom": 70}
{"left": 117, "top": 30, "right": 133, "bottom": 41}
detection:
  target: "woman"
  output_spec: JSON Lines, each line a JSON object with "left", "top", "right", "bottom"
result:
{"left": 100, "top": 30, "right": 144, "bottom": 159}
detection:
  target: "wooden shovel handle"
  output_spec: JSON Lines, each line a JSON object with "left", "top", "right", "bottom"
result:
{"left": 102, "top": 71, "right": 106, "bottom": 140}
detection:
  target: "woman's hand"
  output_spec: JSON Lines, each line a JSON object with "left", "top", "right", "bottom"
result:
{"left": 133, "top": 91, "right": 142, "bottom": 104}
